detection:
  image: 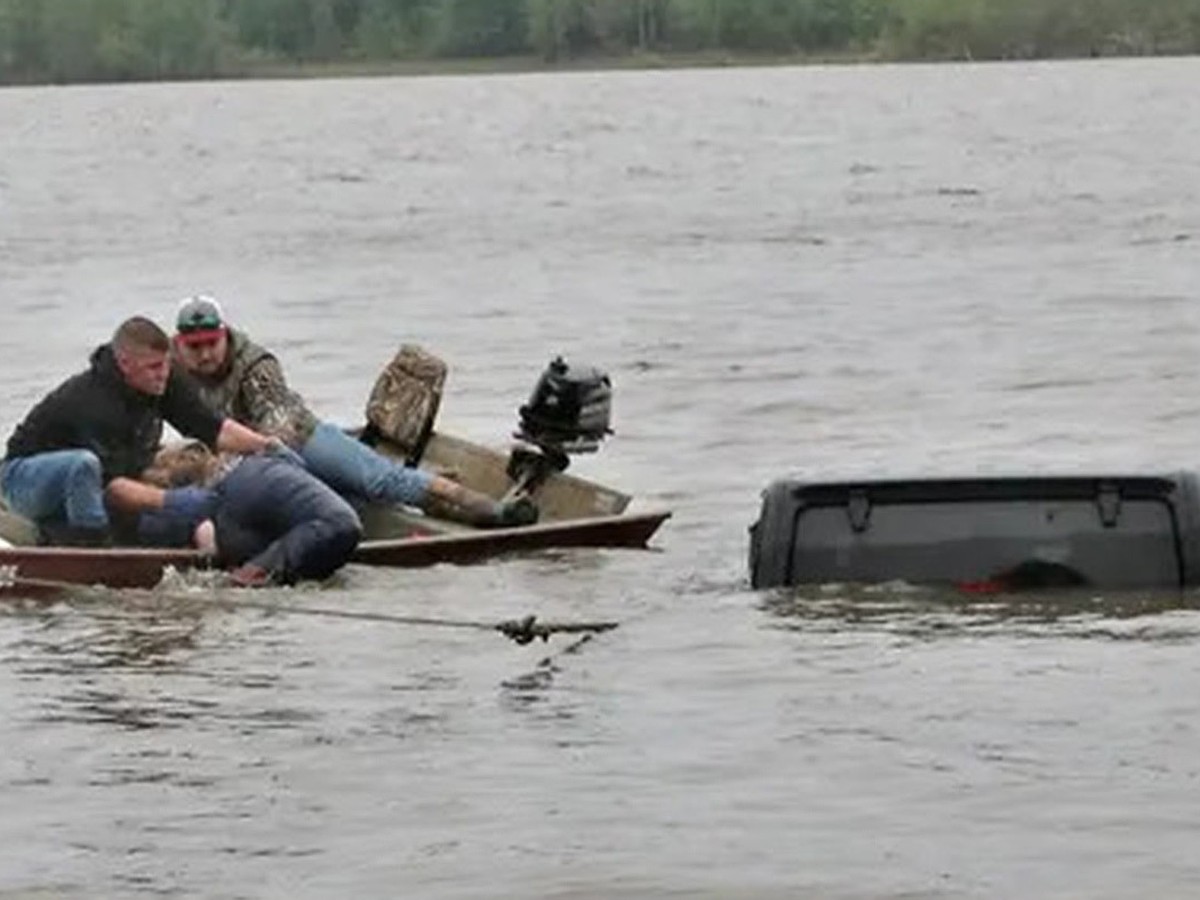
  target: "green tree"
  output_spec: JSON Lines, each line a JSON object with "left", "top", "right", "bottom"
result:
{"left": 433, "top": 0, "right": 528, "bottom": 56}
{"left": 125, "top": 0, "right": 226, "bottom": 77}
{"left": 225, "top": 0, "right": 346, "bottom": 60}
{"left": 0, "top": 0, "right": 47, "bottom": 80}
{"left": 528, "top": 0, "right": 615, "bottom": 58}
{"left": 882, "top": 0, "right": 989, "bottom": 59}
{"left": 794, "top": 0, "right": 885, "bottom": 49}
{"left": 528, "top": 0, "right": 568, "bottom": 60}
{"left": 353, "top": 0, "right": 438, "bottom": 56}
{"left": 667, "top": 0, "right": 732, "bottom": 49}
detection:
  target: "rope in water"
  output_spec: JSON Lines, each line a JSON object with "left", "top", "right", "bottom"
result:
{"left": 0, "top": 571, "right": 619, "bottom": 645}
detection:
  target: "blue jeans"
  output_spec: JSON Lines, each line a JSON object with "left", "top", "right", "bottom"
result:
{"left": 300, "top": 421, "right": 432, "bottom": 507}
{"left": 214, "top": 455, "right": 362, "bottom": 582}
{"left": 0, "top": 450, "right": 109, "bottom": 529}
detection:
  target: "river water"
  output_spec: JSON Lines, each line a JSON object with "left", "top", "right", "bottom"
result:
{"left": 3, "top": 57, "right": 1200, "bottom": 898}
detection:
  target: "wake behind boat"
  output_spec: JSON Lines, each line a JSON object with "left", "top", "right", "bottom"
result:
{"left": 0, "top": 355, "right": 670, "bottom": 596}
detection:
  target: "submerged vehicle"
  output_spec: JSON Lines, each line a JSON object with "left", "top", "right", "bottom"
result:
{"left": 0, "top": 354, "right": 670, "bottom": 595}
{"left": 749, "top": 473, "right": 1200, "bottom": 591}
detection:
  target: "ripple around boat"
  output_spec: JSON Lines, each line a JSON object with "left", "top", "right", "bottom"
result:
{"left": 0, "top": 356, "right": 671, "bottom": 596}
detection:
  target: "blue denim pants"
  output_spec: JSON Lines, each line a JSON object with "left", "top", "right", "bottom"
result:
{"left": 0, "top": 450, "right": 109, "bottom": 529}
{"left": 300, "top": 421, "right": 432, "bottom": 507}
{"left": 213, "top": 455, "right": 362, "bottom": 583}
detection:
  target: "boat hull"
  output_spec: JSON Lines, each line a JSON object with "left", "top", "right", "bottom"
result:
{"left": 0, "top": 428, "right": 669, "bottom": 596}
{"left": 1, "top": 511, "right": 670, "bottom": 596}
{"left": 0, "top": 545, "right": 208, "bottom": 595}
{"left": 353, "top": 510, "right": 670, "bottom": 567}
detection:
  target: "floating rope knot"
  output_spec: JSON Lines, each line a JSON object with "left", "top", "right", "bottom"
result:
{"left": 497, "top": 615, "right": 543, "bottom": 644}
{"left": 495, "top": 614, "right": 619, "bottom": 645}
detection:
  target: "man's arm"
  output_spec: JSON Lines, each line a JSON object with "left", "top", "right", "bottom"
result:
{"left": 164, "top": 366, "right": 275, "bottom": 453}
{"left": 106, "top": 477, "right": 169, "bottom": 512}
{"left": 239, "top": 357, "right": 317, "bottom": 447}
{"left": 106, "top": 476, "right": 221, "bottom": 513}
{"left": 216, "top": 417, "right": 273, "bottom": 454}
{"left": 107, "top": 477, "right": 217, "bottom": 549}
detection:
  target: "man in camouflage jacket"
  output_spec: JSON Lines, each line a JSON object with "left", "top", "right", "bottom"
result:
{"left": 170, "top": 296, "right": 536, "bottom": 528}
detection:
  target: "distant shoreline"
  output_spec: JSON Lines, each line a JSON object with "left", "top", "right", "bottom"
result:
{"left": 2, "top": 50, "right": 880, "bottom": 89}
{"left": 239, "top": 49, "right": 879, "bottom": 79}
{"left": 3, "top": 47, "right": 1192, "bottom": 90}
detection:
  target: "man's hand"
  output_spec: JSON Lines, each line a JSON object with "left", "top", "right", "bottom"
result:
{"left": 137, "top": 487, "right": 216, "bottom": 547}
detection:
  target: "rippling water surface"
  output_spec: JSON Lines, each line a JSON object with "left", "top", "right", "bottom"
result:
{"left": 4, "top": 58, "right": 1200, "bottom": 897}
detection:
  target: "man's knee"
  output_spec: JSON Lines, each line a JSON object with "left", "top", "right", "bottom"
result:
{"left": 314, "top": 503, "right": 362, "bottom": 571}
{"left": 3, "top": 449, "right": 105, "bottom": 521}
{"left": 66, "top": 450, "right": 103, "bottom": 486}
{"left": 287, "top": 510, "right": 361, "bottom": 582}
{"left": 329, "top": 507, "right": 363, "bottom": 551}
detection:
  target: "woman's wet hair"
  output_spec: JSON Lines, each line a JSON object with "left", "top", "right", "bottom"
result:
{"left": 141, "top": 441, "right": 218, "bottom": 487}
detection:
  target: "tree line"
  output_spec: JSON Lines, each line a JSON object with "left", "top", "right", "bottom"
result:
{"left": 3, "top": 0, "right": 1200, "bottom": 85}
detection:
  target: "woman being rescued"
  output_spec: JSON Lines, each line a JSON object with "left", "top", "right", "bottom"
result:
{"left": 127, "top": 442, "right": 362, "bottom": 587}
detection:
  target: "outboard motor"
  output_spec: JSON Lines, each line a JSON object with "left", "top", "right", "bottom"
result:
{"left": 506, "top": 357, "right": 612, "bottom": 495}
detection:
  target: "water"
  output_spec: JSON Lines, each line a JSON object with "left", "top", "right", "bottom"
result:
{"left": 3, "top": 57, "right": 1200, "bottom": 897}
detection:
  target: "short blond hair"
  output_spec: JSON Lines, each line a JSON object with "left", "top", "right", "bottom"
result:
{"left": 113, "top": 316, "right": 170, "bottom": 354}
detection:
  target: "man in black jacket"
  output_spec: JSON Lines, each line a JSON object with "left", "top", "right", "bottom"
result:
{"left": 1, "top": 316, "right": 275, "bottom": 546}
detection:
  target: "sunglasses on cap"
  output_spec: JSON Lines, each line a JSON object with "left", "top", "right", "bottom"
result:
{"left": 178, "top": 312, "right": 223, "bottom": 334}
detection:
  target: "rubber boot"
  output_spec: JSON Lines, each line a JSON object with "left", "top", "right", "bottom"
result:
{"left": 422, "top": 479, "right": 539, "bottom": 529}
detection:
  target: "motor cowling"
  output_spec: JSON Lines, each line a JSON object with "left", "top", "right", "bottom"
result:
{"left": 516, "top": 357, "right": 612, "bottom": 454}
